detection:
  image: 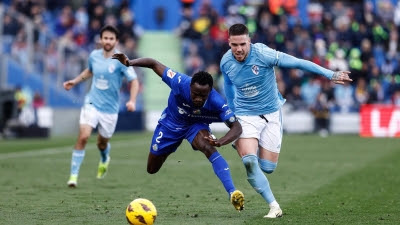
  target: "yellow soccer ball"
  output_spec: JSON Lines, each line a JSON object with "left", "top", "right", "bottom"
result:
{"left": 126, "top": 198, "right": 157, "bottom": 225}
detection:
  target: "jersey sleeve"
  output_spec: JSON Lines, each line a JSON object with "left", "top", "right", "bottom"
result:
{"left": 256, "top": 43, "right": 280, "bottom": 67}
{"left": 276, "top": 52, "right": 334, "bottom": 79}
{"left": 88, "top": 52, "right": 94, "bottom": 72}
{"left": 122, "top": 66, "right": 137, "bottom": 81}
{"left": 222, "top": 70, "right": 236, "bottom": 112}
{"left": 210, "top": 90, "right": 236, "bottom": 122}
{"left": 161, "top": 68, "right": 190, "bottom": 94}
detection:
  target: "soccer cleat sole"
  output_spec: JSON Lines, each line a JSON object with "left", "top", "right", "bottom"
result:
{"left": 230, "top": 190, "right": 245, "bottom": 211}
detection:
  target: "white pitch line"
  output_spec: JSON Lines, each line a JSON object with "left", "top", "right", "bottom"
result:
{"left": 0, "top": 140, "right": 145, "bottom": 160}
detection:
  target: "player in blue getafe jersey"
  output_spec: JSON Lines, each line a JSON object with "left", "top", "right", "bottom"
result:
{"left": 112, "top": 53, "right": 245, "bottom": 211}
{"left": 220, "top": 24, "right": 352, "bottom": 218}
{"left": 63, "top": 25, "right": 139, "bottom": 187}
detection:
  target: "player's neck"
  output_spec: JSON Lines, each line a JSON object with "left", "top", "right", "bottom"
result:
{"left": 103, "top": 49, "right": 115, "bottom": 58}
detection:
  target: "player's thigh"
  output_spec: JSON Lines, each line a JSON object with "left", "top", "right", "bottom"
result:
{"left": 235, "top": 138, "right": 259, "bottom": 157}
{"left": 236, "top": 115, "right": 265, "bottom": 157}
{"left": 79, "top": 104, "right": 99, "bottom": 129}
{"left": 185, "top": 123, "right": 210, "bottom": 148}
{"left": 150, "top": 123, "right": 184, "bottom": 156}
{"left": 259, "top": 110, "right": 283, "bottom": 162}
{"left": 97, "top": 112, "right": 118, "bottom": 139}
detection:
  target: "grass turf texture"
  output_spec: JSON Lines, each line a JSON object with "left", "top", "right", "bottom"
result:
{"left": 0, "top": 133, "right": 399, "bottom": 225}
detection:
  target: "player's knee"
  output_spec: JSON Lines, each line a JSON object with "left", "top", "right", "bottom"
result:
{"left": 242, "top": 154, "right": 258, "bottom": 173}
{"left": 78, "top": 135, "right": 90, "bottom": 145}
{"left": 258, "top": 158, "right": 277, "bottom": 174}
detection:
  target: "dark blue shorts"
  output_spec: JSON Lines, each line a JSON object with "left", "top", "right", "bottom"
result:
{"left": 149, "top": 122, "right": 210, "bottom": 156}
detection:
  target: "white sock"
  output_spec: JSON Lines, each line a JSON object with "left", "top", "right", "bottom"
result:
{"left": 269, "top": 200, "right": 279, "bottom": 208}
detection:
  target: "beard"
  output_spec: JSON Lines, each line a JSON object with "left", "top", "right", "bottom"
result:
{"left": 103, "top": 43, "right": 115, "bottom": 52}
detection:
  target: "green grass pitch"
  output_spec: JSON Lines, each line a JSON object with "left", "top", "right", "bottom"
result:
{"left": 0, "top": 132, "right": 399, "bottom": 225}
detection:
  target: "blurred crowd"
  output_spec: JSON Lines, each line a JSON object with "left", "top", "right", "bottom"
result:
{"left": 176, "top": 0, "right": 400, "bottom": 116}
{"left": 2, "top": 0, "right": 144, "bottom": 103}
{"left": 2, "top": 0, "right": 400, "bottom": 117}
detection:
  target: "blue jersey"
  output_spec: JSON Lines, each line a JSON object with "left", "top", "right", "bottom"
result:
{"left": 159, "top": 68, "right": 236, "bottom": 130}
{"left": 220, "top": 43, "right": 334, "bottom": 116}
{"left": 85, "top": 49, "right": 137, "bottom": 114}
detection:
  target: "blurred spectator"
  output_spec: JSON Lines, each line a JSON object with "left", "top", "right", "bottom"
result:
{"left": 14, "top": 86, "right": 27, "bottom": 114}
{"left": 354, "top": 78, "right": 369, "bottom": 111}
{"left": 286, "top": 84, "right": 307, "bottom": 111}
{"left": 334, "top": 82, "right": 355, "bottom": 113}
{"left": 310, "top": 92, "right": 330, "bottom": 137}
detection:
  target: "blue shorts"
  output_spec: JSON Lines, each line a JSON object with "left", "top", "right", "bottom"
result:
{"left": 149, "top": 122, "right": 210, "bottom": 156}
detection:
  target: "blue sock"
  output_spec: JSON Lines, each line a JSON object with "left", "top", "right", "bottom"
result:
{"left": 242, "top": 154, "right": 276, "bottom": 204}
{"left": 100, "top": 143, "right": 110, "bottom": 163}
{"left": 209, "top": 152, "right": 236, "bottom": 194}
{"left": 70, "top": 149, "right": 85, "bottom": 176}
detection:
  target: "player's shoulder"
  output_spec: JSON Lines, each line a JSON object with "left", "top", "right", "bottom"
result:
{"left": 208, "top": 89, "right": 225, "bottom": 105}
{"left": 220, "top": 50, "right": 235, "bottom": 68}
{"left": 252, "top": 43, "right": 270, "bottom": 53}
{"left": 89, "top": 49, "right": 102, "bottom": 58}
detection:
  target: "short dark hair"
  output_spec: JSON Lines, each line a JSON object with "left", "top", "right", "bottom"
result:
{"left": 191, "top": 71, "right": 213, "bottom": 88}
{"left": 228, "top": 24, "right": 249, "bottom": 37}
{"left": 100, "top": 25, "right": 120, "bottom": 39}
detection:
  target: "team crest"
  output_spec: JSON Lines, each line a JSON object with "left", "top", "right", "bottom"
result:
{"left": 108, "top": 64, "right": 116, "bottom": 73}
{"left": 251, "top": 65, "right": 259, "bottom": 75}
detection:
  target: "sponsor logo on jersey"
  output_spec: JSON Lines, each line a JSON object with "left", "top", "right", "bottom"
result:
{"left": 182, "top": 103, "right": 191, "bottom": 108}
{"left": 241, "top": 84, "right": 259, "bottom": 97}
{"left": 251, "top": 65, "right": 259, "bottom": 75}
{"left": 167, "top": 69, "right": 176, "bottom": 79}
{"left": 222, "top": 104, "right": 228, "bottom": 108}
{"left": 108, "top": 64, "right": 116, "bottom": 73}
{"left": 95, "top": 75, "right": 109, "bottom": 90}
{"left": 193, "top": 109, "right": 201, "bottom": 114}
{"left": 225, "top": 109, "right": 232, "bottom": 115}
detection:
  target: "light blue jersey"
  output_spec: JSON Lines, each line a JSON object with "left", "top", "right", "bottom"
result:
{"left": 85, "top": 49, "right": 137, "bottom": 114}
{"left": 220, "top": 43, "right": 334, "bottom": 116}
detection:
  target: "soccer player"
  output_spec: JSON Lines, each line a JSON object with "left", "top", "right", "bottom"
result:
{"left": 220, "top": 23, "right": 352, "bottom": 218}
{"left": 63, "top": 25, "right": 139, "bottom": 187}
{"left": 111, "top": 53, "right": 245, "bottom": 211}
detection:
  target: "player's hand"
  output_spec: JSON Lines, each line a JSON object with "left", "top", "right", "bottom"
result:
{"left": 63, "top": 80, "right": 76, "bottom": 91}
{"left": 204, "top": 134, "right": 222, "bottom": 147}
{"left": 331, "top": 71, "right": 352, "bottom": 85}
{"left": 126, "top": 100, "right": 136, "bottom": 112}
{"left": 112, "top": 53, "right": 130, "bottom": 67}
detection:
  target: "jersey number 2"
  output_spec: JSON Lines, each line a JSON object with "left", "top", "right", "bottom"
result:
{"left": 155, "top": 131, "right": 163, "bottom": 143}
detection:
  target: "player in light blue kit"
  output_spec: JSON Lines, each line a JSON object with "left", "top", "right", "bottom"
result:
{"left": 112, "top": 53, "right": 245, "bottom": 211}
{"left": 63, "top": 25, "right": 139, "bottom": 187}
{"left": 220, "top": 24, "right": 352, "bottom": 218}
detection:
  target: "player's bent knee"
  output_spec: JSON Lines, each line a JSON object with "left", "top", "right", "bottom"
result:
{"left": 241, "top": 154, "right": 258, "bottom": 173}
{"left": 258, "top": 158, "right": 277, "bottom": 174}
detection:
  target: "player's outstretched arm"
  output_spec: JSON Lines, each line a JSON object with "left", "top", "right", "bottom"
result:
{"left": 63, "top": 68, "right": 92, "bottom": 91}
{"left": 112, "top": 53, "right": 166, "bottom": 78}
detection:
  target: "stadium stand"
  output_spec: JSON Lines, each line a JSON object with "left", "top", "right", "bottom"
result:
{"left": 1, "top": 0, "right": 399, "bottom": 136}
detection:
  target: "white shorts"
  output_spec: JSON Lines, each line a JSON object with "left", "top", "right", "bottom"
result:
{"left": 237, "top": 110, "right": 283, "bottom": 153}
{"left": 79, "top": 104, "right": 118, "bottom": 138}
